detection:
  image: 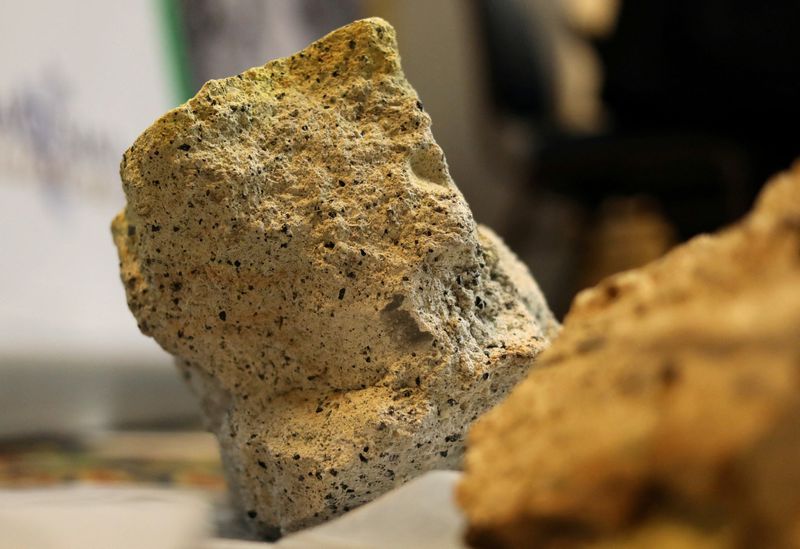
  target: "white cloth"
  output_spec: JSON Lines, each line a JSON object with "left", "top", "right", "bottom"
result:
{"left": 0, "top": 472, "right": 467, "bottom": 549}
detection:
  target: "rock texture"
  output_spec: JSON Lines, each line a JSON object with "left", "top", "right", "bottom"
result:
{"left": 458, "top": 164, "right": 800, "bottom": 548}
{"left": 111, "top": 18, "right": 557, "bottom": 538}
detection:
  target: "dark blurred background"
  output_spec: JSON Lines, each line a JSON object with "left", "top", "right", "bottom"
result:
{"left": 1, "top": 0, "right": 799, "bottom": 492}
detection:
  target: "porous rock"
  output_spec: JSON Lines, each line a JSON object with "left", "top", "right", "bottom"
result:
{"left": 458, "top": 164, "right": 800, "bottom": 548}
{"left": 112, "top": 18, "right": 557, "bottom": 537}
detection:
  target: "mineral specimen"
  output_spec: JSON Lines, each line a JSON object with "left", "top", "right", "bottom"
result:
{"left": 458, "top": 164, "right": 800, "bottom": 548}
{"left": 112, "top": 18, "right": 557, "bottom": 537}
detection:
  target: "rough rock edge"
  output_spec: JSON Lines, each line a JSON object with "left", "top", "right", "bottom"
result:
{"left": 112, "top": 18, "right": 557, "bottom": 537}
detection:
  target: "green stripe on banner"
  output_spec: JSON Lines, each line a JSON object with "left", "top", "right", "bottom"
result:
{"left": 158, "top": 0, "right": 193, "bottom": 104}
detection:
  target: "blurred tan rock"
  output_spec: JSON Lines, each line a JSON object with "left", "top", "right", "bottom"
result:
{"left": 458, "top": 164, "right": 800, "bottom": 548}
{"left": 112, "top": 18, "right": 557, "bottom": 538}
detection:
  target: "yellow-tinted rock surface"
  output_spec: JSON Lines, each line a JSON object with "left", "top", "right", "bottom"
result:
{"left": 112, "top": 18, "right": 557, "bottom": 537}
{"left": 459, "top": 164, "right": 800, "bottom": 548}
